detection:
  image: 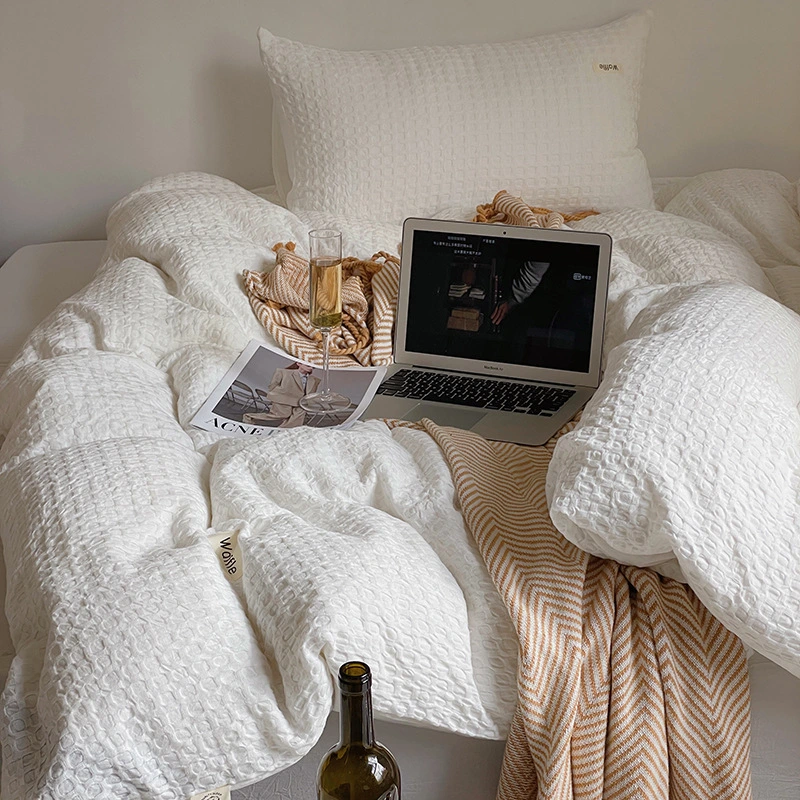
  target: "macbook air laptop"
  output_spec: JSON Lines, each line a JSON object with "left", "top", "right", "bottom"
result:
{"left": 364, "top": 217, "right": 612, "bottom": 445}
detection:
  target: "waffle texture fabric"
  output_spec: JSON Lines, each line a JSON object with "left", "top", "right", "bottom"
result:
{"left": 259, "top": 13, "right": 655, "bottom": 223}
{"left": 548, "top": 169, "right": 800, "bottom": 679}
{"left": 0, "top": 168, "right": 797, "bottom": 797}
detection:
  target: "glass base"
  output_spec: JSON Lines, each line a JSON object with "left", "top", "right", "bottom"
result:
{"left": 299, "top": 391, "right": 352, "bottom": 414}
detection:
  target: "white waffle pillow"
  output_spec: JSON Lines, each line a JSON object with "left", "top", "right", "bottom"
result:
{"left": 259, "top": 13, "right": 654, "bottom": 223}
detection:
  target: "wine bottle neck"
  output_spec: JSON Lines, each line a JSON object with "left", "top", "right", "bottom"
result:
{"left": 339, "top": 686, "right": 375, "bottom": 747}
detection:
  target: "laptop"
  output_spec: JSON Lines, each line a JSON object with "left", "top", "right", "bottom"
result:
{"left": 364, "top": 217, "right": 612, "bottom": 445}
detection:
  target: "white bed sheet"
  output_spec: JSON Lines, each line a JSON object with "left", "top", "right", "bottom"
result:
{"left": 0, "top": 241, "right": 109, "bottom": 696}
{"left": 1, "top": 173, "right": 799, "bottom": 798}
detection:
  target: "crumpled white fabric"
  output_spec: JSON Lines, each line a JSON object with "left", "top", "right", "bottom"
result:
{"left": 0, "top": 173, "right": 517, "bottom": 799}
{"left": 548, "top": 169, "right": 800, "bottom": 678}
{"left": 0, "top": 168, "right": 798, "bottom": 798}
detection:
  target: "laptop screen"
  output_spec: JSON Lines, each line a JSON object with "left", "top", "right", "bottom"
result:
{"left": 403, "top": 228, "right": 602, "bottom": 374}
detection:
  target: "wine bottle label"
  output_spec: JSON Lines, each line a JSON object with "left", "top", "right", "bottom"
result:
{"left": 207, "top": 531, "right": 243, "bottom": 582}
{"left": 188, "top": 786, "right": 230, "bottom": 800}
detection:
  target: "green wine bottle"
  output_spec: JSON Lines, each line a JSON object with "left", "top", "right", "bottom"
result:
{"left": 317, "top": 661, "right": 401, "bottom": 800}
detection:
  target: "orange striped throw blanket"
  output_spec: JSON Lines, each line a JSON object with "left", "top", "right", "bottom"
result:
{"left": 241, "top": 191, "right": 597, "bottom": 367}
{"left": 243, "top": 242, "right": 400, "bottom": 367}
{"left": 419, "top": 419, "right": 753, "bottom": 800}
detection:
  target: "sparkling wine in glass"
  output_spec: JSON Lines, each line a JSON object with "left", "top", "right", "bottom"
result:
{"left": 300, "top": 229, "right": 351, "bottom": 414}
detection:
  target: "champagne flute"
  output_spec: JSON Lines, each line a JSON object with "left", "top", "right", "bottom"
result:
{"left": 299, "top": 229, "right": 351, "bottom": 414}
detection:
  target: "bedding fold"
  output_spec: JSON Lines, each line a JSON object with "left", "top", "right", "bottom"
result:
{"left": 546, "top": 233, "right": 800, "bottom": 677}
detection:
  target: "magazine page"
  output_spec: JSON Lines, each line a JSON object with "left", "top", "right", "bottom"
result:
{"left": 190, "top": 340, "right": 387, "bottom": 439}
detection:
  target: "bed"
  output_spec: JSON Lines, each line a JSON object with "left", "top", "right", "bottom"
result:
{"left": 1, "top": 12, "right": 799, "bottom": 800}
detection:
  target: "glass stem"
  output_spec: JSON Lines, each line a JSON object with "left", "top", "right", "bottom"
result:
{"left": 321, "top": 329, "right": 331, "bottom": 398}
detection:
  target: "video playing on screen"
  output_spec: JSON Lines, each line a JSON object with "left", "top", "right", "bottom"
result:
{"left": 404, "top": 230, "right": 600, "bottom": 373}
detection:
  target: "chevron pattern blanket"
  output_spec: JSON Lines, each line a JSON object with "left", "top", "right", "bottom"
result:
{"left": 240, "top": 191, "right": 589, "bottom": 369}
{"left": 423, "top": 420, "right": 753, "bottom": 800}
{"left": 242, "top": 242, "right": 400, "bottom": 368}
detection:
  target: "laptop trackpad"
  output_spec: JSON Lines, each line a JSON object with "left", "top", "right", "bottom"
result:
{"left": 405, "top": 403, "right": 487, "bottom": 429}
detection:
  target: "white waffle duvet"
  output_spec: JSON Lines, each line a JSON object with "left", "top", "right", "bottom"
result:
{"left": 0, "top": 169, "right": 798, "bottom": 798}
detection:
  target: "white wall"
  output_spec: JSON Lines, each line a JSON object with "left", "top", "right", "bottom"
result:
{"left": 1, "top": 0, "right": 798, "bottom": 265}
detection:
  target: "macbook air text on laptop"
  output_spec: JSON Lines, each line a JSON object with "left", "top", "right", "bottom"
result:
{"left": 365, "top": 217, "right": 612, "bottom": 445}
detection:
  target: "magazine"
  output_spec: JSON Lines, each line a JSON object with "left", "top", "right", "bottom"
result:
{"left": 190, "top": 340, "right": 387, "bottom": 439}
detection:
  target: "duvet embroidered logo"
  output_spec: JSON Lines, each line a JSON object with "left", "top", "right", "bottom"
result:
{"left": 189, "top": 787, "right": 230, "bottom": 800}
{"left": 593, "top": 61, "right": 623, "bottom": 74}
{"left": 207, "top": 531, "right": 243, "bottom": 583}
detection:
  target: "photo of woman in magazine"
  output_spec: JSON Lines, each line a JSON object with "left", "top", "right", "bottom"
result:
{"left": 244, "top": 362, "right": 324, "bottom": 428}
{"left": 214, "top": 362, "right": 353, "bottom": 429}
{"left": 194, "top": 340, "right": 385, "bottom": 439}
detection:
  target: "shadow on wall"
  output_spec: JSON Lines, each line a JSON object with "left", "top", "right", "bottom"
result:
{"left": 200, "top": 62, "right": 274, "bottom": 192}
{"left": 0, "top": 62, "right": 274, "bottom": 267}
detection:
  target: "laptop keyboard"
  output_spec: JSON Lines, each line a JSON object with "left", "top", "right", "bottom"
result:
{"left": 377, "top": 369, "right": 575, "bottom": 416}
